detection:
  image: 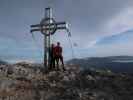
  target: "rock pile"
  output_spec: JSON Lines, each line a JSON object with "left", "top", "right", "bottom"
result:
{"left": 0, "top": 63, "right": 132, "bottom": 100}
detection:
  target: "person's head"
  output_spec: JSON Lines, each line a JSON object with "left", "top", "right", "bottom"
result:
{"left": 57, "top": 42, "right": 60, "bottom": 46}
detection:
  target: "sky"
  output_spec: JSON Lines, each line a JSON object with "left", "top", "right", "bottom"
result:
{"left": 0, "top": 0, "right": 133, "bottom": 63}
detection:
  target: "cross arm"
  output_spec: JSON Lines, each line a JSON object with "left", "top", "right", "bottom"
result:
{"left": 30, "top": 22, "right": 67, "bottom": 28}
{"left": 30, "top": 25, "right": 67, "bottom": 33}
{"left": 30, "top": 21, "right": 69, "bottom": 33}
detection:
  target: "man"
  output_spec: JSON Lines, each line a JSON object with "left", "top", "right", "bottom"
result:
{"left": 54, "top": 42, "right": 65, "bottom": 71}
{"left": 49, "top": 44, "right": 55, "bottom": 70}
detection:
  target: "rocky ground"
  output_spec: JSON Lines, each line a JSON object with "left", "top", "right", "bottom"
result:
{"left": 0, "top": 63, "right": 132, "bottom": 100}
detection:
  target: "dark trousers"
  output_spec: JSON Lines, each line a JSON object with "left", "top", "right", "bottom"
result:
{"left": 55, "top": 55, "right": 65, "bottom": 70}
{"left": 49, "top": 57, "right": 55, "bottom": 70}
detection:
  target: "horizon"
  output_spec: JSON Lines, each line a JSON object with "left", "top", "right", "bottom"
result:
{"left": 3, "top": 55, "right": 133, "bottom": 64}
{"left": 0, "top": 0, "right": 133, "bottom": 62}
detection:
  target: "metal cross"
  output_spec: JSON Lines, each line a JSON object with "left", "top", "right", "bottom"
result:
{"left": 30, "top": 8, "right": 68, "bottom": 70}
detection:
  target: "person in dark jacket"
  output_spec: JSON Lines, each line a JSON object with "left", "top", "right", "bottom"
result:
{"left": 49, "top": 43, "right": 55, "bottom": 70}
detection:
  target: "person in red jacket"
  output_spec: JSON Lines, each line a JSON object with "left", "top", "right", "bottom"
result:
{"left": 54, "top": 42, "right": 65, "bottom": 71}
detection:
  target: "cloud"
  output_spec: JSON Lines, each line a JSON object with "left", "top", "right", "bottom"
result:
{"left": 49, "top": 0, "right": 133, "bottom": 49}
{"left": 0, "top": 0, "right": 133, "bottom": 61}
{"left": 94, "top": 29, "right": 133, "bottom": 46}
{"left": 74, "top": 29, "right": 133, "bottom": 58}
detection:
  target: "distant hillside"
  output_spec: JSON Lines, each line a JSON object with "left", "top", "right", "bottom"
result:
{"left": 67, "top": 56, "right": 133, "bottom": 73}
{"left": 0, "top": 59, "right": 7, "bottom": 65}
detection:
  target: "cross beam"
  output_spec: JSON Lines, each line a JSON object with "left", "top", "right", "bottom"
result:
{"left": 30, "top": 22, "right": 67, "bottom": 33}
{"left": 30, "top": 8, "right": 68, "bottom": 70}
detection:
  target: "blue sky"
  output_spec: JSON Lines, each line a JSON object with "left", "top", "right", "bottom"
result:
{"left": 95, "top": 30, "right": 133, "bottom": 45}
{"left": 0, "top": 0, "right": 133, "bottom": 63}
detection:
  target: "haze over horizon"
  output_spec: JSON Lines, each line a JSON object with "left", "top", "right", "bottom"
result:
{"left": 0, "top": 0, "right": 133, "bottom": 63}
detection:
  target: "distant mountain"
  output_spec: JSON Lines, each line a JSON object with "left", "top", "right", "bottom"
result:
{"left": 0, "top": 59, "right": 7, "bottom": 65}
{"left": 67, "top": 56, "right": 133, "bottom": 73}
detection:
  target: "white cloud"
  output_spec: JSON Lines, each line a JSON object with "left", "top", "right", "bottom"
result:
{"left": 104, "top": 7, "right": 133, "bottom": 36}
{"left": 72, "top": 6, "right": 133, "bottom": 49}
{"left": 1, "top": 0, "right": 133, "bottom": 61}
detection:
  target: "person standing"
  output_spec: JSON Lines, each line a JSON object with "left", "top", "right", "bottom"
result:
{"left": 54, "top": 42, "right": 65, "bottom": 71}
{"left": 49, "top": 43, "right": 55, "bottom": 70}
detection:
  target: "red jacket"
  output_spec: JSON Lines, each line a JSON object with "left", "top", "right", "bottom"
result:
{"left": 54, "top": 46, "right": 62, "bottom": 57}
